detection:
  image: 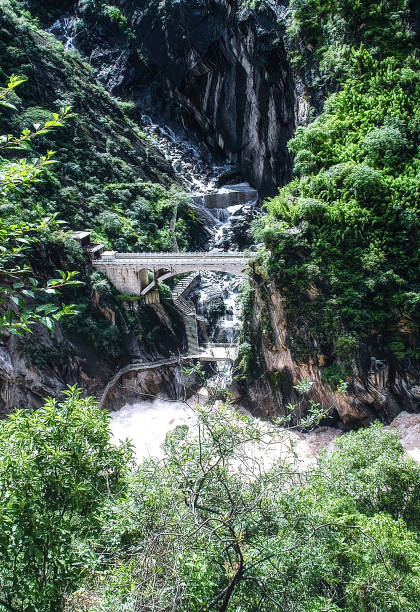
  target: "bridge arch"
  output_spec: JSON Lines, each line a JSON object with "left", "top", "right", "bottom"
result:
{"left": 140, "top": 269, "right": 189, "bottom": 296}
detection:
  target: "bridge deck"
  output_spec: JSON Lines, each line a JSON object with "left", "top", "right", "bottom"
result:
{"left": 92, "top": 251, "right": 256, "bottom": 294}
{"left": 94, "top": 251, "right": 256, "bottom": 267}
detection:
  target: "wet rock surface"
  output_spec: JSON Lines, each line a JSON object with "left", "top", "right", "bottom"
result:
{"left": 49, "top": 0, "right": 302, "bottom": 196}
{"left": 212, "top": 204, "right": 261, "bottom": 250}
{"left": 236, "top": 282, "right": 420, "bottom": 427}
{"left": 0, "top": 326, "right": 111, "bottom": 416}
{"left": 0, "top": 299, "right": 187, "bottom": 416}
{"left": 19, "top": 1, "right": 419, "bottom": 428}
{"left": 102, "top": 363, "right": 206, "bottom": 412}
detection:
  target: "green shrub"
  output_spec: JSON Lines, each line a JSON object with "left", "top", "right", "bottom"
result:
{"left": 256, "top": 45, "right": 419, "bottom": 371}
{"left": 0, "top": 387, "right": 131, "bottom": 611}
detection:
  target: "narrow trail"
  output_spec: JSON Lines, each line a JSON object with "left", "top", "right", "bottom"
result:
{"left": 100, "top": 345, "right": 238, "bottom": 408}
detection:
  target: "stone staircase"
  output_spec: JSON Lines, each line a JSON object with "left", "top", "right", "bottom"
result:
{"left": 183, "top": 314, "right": 199, "bottom": 354}
{"left": 172, "top": 272, "right": 200, "bottom": 301}
{"left": 172, "top": 274, "right": 200, "bottom": 354}
{"left": 175, "top": 295, "right": 195, "bottom": 316}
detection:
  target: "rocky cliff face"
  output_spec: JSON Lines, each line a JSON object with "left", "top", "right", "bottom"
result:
{"left": 130, "top": 0, "right": 298, "bottom": 196}
{"left": 0, "top": 297, "right": 187, "bottom": 416}
{"left": 235, "top": 279, "right": 420, "bottom": 427}
{"left": 49, "top": 0, "right": 308, "bottom": 196}
{"left": 0, "top": 324, "right": 109, "bottom": 417}
{"left": 101, "top": 362, "right": 206, "bottom": 412}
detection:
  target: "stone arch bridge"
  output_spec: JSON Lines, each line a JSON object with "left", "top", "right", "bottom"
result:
{"left": 92, "top": 250, "right": 256, "bottom": 296}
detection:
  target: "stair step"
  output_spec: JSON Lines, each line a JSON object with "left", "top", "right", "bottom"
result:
{"left": 175, "top": 296, "right": 195, "bottom": 315}
{"left": 182, "top": 311, "right": 199, "bottom": 354}
{"left": 172, "top": 272, "right": 200, "bottom": 300}
{"left": 171, "top": 273, "right": 200, "bottom": 354}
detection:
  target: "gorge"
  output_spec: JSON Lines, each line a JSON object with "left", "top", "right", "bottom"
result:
{"left": 0, "top": 0, "right": 418, "bottom": 427}
{"left": 0, "top": 1, "right": 420, "bottom": 608}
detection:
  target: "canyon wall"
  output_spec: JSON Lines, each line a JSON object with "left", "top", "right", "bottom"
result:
{"left": 64, "top": 0, "right": 307, "bottom": 196}
{"left": 0, "top": 299, "right": 187, "bottom": 416}
{"left": 235, "top": 279, "right": 420, "bottom": 427}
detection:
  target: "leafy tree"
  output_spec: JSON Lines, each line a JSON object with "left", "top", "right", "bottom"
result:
{"left": 315, "top": 422, "right": 420, "bottom": 528}
{"left": 0, "top": 75, "right": 81, "bottom": 335}
{"left": 66, "top": 399, "right": 420, "bottom": 611}
{"left": 0, "top": 379, "right": 418, "bottom": 611}
{"left": 0, "top": 386, "right": 132, "bottom": 612}
{"left": 0, "top": 76, "right": 70, "bottom": 192}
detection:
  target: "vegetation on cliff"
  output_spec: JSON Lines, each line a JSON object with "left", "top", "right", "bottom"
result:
{"left": 0, "top": 1, "right": 419, "bottom": 610}
{"left": 0, "top": 2, "right": 205, "bottom": 253}
{"left": 0, "top": 2, "right": 204, "bottom": 370}
{"left": 0, "top": 76, "right": 83, "bottom": 335}
{"left": 253, "top": 0, "right": 419, "bottom": 380}
{"left": 1, "top": 390, "right": 420, "bottom": 611}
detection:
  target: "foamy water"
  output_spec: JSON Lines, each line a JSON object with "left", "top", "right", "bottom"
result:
{"left": 110, "top": 400, "right": 340, "bottom": 466}
{"left": 110, "top": 400, "right": 194, "bottom": 460}
{"left": 386, "top": 411, "right": 420, "bottom": 463}
{"left": 110, "top": 403, "right": 420, "bottom": 467}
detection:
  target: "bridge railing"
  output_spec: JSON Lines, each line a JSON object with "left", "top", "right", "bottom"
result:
{"left": 112, "top": 251, "right": 256, "bottom": 259}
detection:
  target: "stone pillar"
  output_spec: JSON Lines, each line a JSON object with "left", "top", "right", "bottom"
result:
{"left": 95, "top": 264, "right": 142, "bottom": 295}
{"left": 145, "top": 289, "right": 160, "bottom": 305}
{"left": 117, "top": 266, "right": 141, "bottom": 295}
{"left": 138, "top": 268, "right": 149, "bottom": 292}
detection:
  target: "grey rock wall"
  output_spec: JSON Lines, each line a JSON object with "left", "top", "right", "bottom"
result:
{"left": 235, "top": 281, "right": 420, "bottom": 427}
{"left": 65, "top": 0, "right": 303, "bottom": 196}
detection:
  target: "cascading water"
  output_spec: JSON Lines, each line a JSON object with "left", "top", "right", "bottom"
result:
{"left": 46, "top": 18, "right": 255, "bottom": 378}
{"left": 135, "top": 119, "right": 260, "bottom": 394}
{"left": 48, "top": 16, "right": 77, "bottom": 50}
{"left": 141, "top": 114, "right": 238, "bottom": 194}
{"left": 139, "top": 116, "right": 259, "bottom": 377}
{"left": 193, "top": 272, "right": 243, "bottom": 344}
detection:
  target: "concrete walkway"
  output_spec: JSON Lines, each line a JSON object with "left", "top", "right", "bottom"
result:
{"left": 100, "top": 345, "right": 238, "bottom": 408}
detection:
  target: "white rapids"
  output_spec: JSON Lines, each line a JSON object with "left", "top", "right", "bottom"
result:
{"left": 110, "top": 403, "right": 420, "bottom": 466}
{"left": 386, "top": 411, "right": 420, "bottom": 463}
{"left": 109, "top": 399, "right": 339, "bottom": 465}
{"left": 110, "top": 400, "right": 193, "bottom": 461}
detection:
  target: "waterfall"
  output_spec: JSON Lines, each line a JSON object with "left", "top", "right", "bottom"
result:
{"left": 139, "top": 114, "right": 259, "bottom": 383}
{"left": 141, "top": 114, "right": 238, "bottom": 193}
{"left": 48, "top": 16, "right": 77, "bottom": 50}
